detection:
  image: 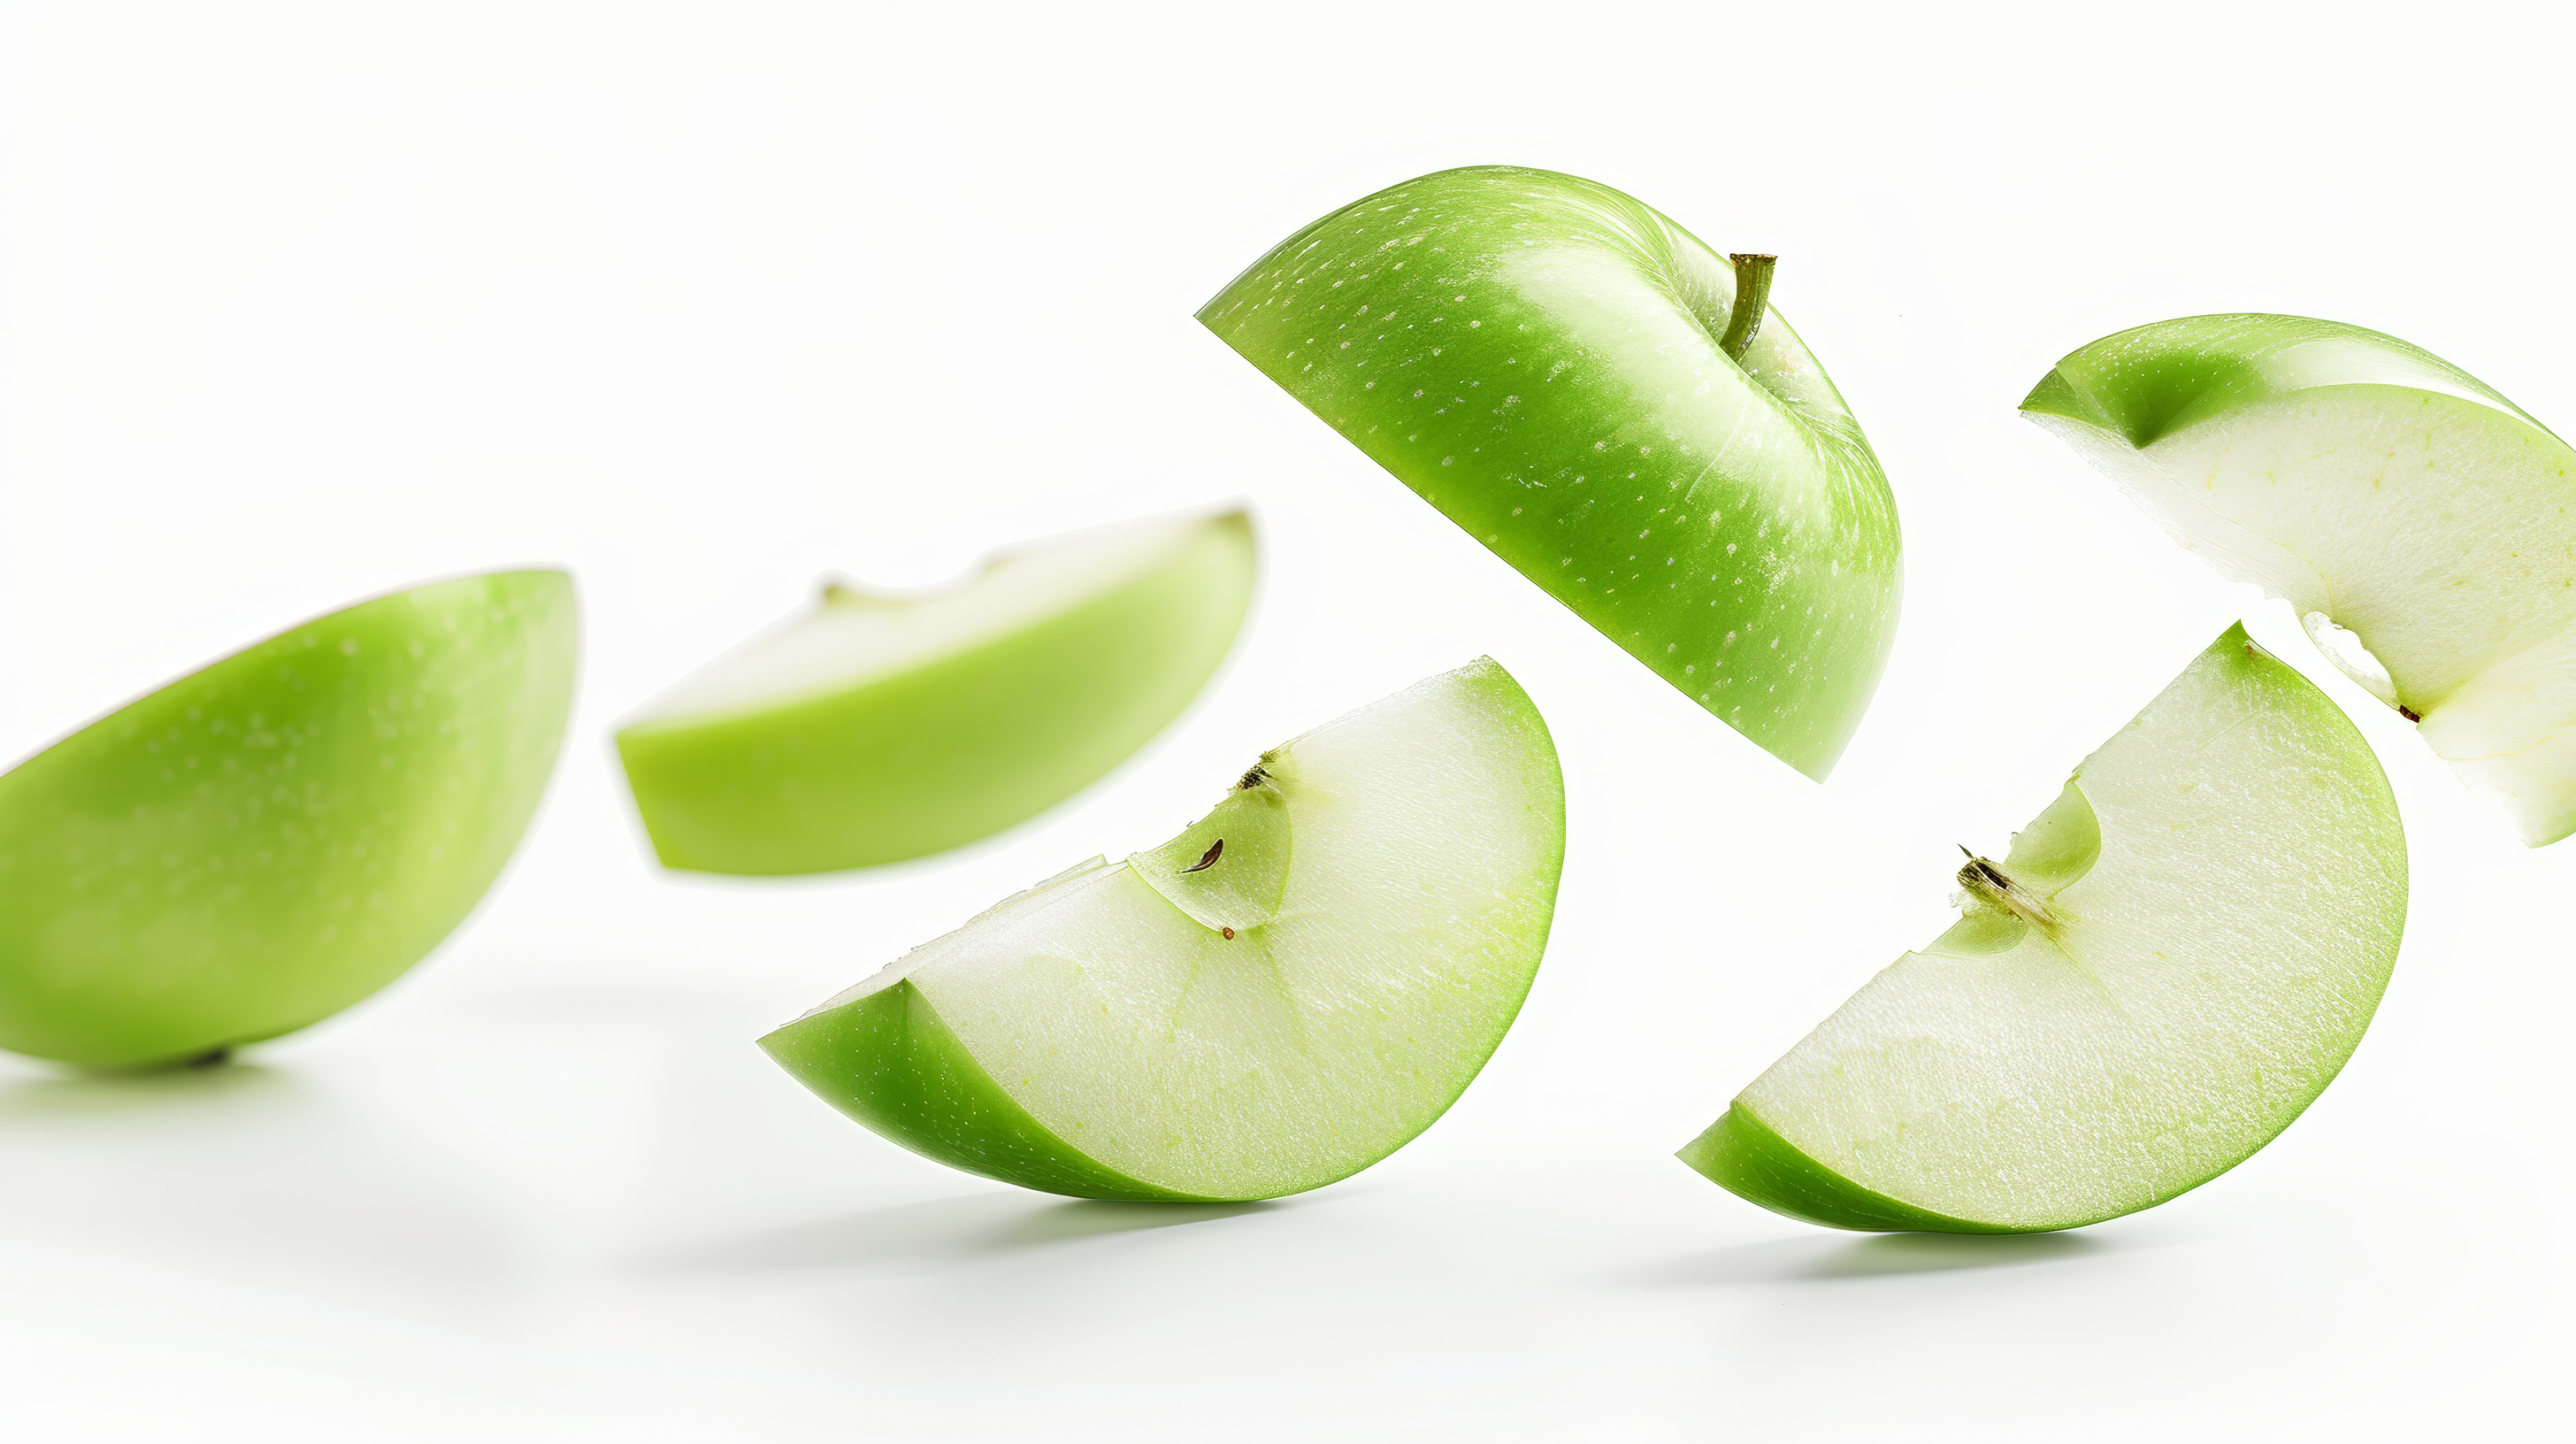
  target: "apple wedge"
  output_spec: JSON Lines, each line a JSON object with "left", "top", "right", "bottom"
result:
{"left": 0, "top": 571, "right": 578, "bottom": 1069}
{"left": 1200, "top": 165, "right": 1901, "bottom": 780}
{"left": 617, "top": 507, "right": 1254, "bottom": 875}
{"left": 2025, "top": 313, "right": 2576, "bottom": 844}
{"left": 1681, "top": 626, "right": 2404, "bottom": 1232}
{"left": 762, "top": 658, "right": 1563, "bottom": 1201}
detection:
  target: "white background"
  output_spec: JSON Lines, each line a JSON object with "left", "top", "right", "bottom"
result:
{"left": 0, "top": 2, "right": 2564, "bottom": 1439}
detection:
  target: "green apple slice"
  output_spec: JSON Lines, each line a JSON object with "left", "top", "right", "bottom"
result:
{"left": 617, "top": 507, "right": 1255, "bottom": 875}
{"left": 1681, "top": 626, "right": 2404, "bottom": 1233}
{"left": 1200, "top": 165, "right": 1900, "bottom": 779}
{"left": 2024, "top": 313, "right": 2576, "bottom": 844}
{"left": 761, "top": 657, "right": 1564, "bottom": 1202}
{"left": 0, "top": 571, "right": 578, "bottom": 1069}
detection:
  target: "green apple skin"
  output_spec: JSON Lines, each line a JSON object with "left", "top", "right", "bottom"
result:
{"left": 618, "top": 512, "right": 1254, "bottom": 875}
{"left": 1200, "top": 165, "right": 1900, "bottom": 779}
{"left": 1681, "top": 1107, "right": 2005, "bottom": 1233}
{"left": 763, "top": 658, "right": 1563, "bottom": 1202}
{"left": 2024, "top": 313, "right": 2576, "bottom": 844}
{"left": 1683, "top": 626, "right": 2404, "bottom": 1233}
{"left": 761, "top": 974, "right": 1207, "bottom": 1201}
{"left": 0, "top": 572, "right": 578, "bottom": 1069}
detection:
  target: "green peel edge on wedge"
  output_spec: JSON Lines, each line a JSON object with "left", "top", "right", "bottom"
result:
{"left": 761, "top": 980, "right": 1209, "bottom": 1202}
{"left": 1679, "top": 1107, "right": 2015, "bottom": 1234}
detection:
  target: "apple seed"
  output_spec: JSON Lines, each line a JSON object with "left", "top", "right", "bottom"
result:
{"left": 1956, "top": 847, "right": 2060, "bottom": 934}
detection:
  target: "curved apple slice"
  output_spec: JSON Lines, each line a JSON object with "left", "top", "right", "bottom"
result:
{"left": 762, "top": 658, "right": 1564, "bottom": 1202}
{"left": 0, "top": 571, "right": 578, "bottom": 1069}
{"left": 1200, "top": 165, "right": 1900, "bottom": 780}
{"left": 617, "top": 507, "right": 1255, "bottom": 875}
{"left": 2024, "top": 313, "right": 2576, "bottom": 844}
{"left": 1682, "top": 627, "right": 2405, "bottom": 1233}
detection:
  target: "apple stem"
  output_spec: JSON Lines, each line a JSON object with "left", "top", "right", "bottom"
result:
{"left": 1956, "top": 849, "right": 2060, "bottom": 934}
{"left": 1719, "top": 254, "right": 1776, "bottom": 364}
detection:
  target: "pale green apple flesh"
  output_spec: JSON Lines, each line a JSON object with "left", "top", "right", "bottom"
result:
{"left": 617, "top": 508, "right": 1254, "bottom": 875}
{"left": 0, "top": 571, "right": 578, "bottom": 1069}
{"left": 1682, "top": 626, "right": 2405, "bottom": 1232}
{"left": 762, "top": 658, "right": 1565, "bottom": 1202}
{"left": 1200, "top": 165, "right": 1900, "bottom": 780}
{"left": 2024, "top": 313, "right": 2576, "bottom": 844}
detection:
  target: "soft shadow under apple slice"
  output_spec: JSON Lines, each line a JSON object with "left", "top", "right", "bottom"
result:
{"left": 648, "top": 1191, "right": 1275, "bottom": 1273}
{"left": 1806, "top": 1232, "right": 2102, "bottom": 1279}
{"left": 1641, "top": 1230, "right": 2106, "bottom": 1287}
{"left": 0, "top": 1056, "right": 293, "bottom": 1120}
{"left": 995, "top": 1198, "right": 1269, "bottom": 1248}
{"left": 0, "top": 1059, "right": 527, "bottom": 1323}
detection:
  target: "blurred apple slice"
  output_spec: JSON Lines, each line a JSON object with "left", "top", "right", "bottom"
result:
{"left": 0, "top": 571, "right": 577, "bottom": 1068}
{"left": 617, "top": 507, "right": 1254, "bottom": 874}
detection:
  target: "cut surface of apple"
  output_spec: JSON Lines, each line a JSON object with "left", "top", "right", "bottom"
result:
{"left": 1200, "top": 165, "right": 1900, "bottom": 780}
{"left": 1682, "top": 626, "right": 2404, "bottom": 1232}
{"left": 0, "top": 571, "right": 578, "bottom": 1068}
{"left": 762, "top": 658, "right": 1564, "bottom": 1201}
{"left": 617, "top": 507, "right": 1254, "bottom": 875}
{"left": 2025, "top": 312, "right": 2576, "bottom": 845}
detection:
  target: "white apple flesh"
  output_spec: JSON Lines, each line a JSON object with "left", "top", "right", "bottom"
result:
{"left": 763, "top": 658, "right": 1565, "bottom": 1201}
{"left": 2024, "top": 313, "right": 2576, "bottom": 844}
{"left": 1683, "top": 626, "right": 2405, "bottom": 1232}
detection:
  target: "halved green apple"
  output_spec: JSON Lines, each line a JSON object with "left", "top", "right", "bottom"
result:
{"left": 762, "top": 658, "right": 1564, "bottom": 1201}
{"left": 617, "top": 507, "right": 1255, "bottom": 875}
{"left": 1200, "top": 165, "right": 1902, "bottom": 780}
{"left": 1682, "top": 626, "right": 2405, "bottom": 1232}
{"left": 2025, "top": 313, "right": 2576, "bottom": 844}
{"left": 0, "top": 571, "right": 578, "bottom": 1069}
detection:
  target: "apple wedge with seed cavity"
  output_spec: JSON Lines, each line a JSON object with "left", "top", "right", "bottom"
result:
{"left": 761, "top": 657, "right": 1564, "bottom": 1202}
{"left": 1200, "top": 165, "right": 1900, "bottom": 780}
{"left": 1681, "top": 626, "right": 2405, "bottom": 1233}
{"left": 0, "top": 571, "right": 578, "bottom": 1069}
{"left": 2024, "top": 312, "right": 2576, "bottom": 844}
{"left": 617, "top": 507, "right": 1254, "bottom": 875}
